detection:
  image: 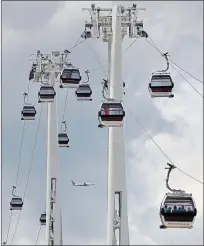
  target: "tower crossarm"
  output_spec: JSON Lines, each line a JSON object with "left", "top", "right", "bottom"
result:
{"left": 28, "top": 50, "right": 73, "bottom": 83}
{"left": 82, "top": 3, "right": 147, "bottom": 42}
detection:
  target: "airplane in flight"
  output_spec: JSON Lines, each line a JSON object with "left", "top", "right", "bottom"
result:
{"left": 71, "top": 181, "right": 95, "bottom": 187}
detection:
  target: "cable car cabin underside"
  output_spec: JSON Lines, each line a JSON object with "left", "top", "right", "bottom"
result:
{"left": 58, "top": 133, "right": 69, "bottom": 147}
{"left": 99, "top": 115, "right": 124, "bottom": 127}
{"left": 38, "top": 94, "right": 56, "bottom": 103}
{"left": 21, "top": 106, "right": 36, "bottom": 120}
{"left": 60, "top": 69, "right": 81, "bottom": 89}
{"left": 75, "top": 85, "right": 92, "bottom": 101}
{"left": 38, "top": 86, "right": 56, "bottom": 103}
{"left": 160, "top": 212, "right": 195, "bottom": 229}
{"left": 40, "top": 213, "right": 46, "bottom": 225}
{"left": 149, "top": 87, "right": 174, "bottom": 98}
{"left": 98, "top": 102, "right": 125, "bottom": 127}
{"left": 160, "top": 193, "right": 196, "bottom": 229}
{"left": 149, "top": 73, "right": 174, "bottom": 98}
{"left": 10, "top": 197, "right": 23, "bottom": 211}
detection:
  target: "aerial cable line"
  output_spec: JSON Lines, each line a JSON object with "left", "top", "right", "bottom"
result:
{"left": 87, "top": 39, "right": 203, "bottom": 185}
{"left": 60, "top": 89, "right": 69, "bottom": 131}
{"left": 168, "top": 59, "right": 203, "bottom": 84}
{"left": 10, "top": 104, "right": 43, "bottom": 245}
{"left": 170, "top": 63, "right": 203, "bottom": 98}
{"left": 147, "top": 35, "right": 203, "bottom": 84}
{"left": 88, "top": 39, "right": 118, "bottom": 91}
{"left": 60, "top": 32, "right": 88, "bottom": 130}
{"left": 14, "top": 121, "right": 26, "bottom": 189}
{"left": 68, "top": 33, "right": 87, "bottom": 53}
{"left": 3, "top": 211, "right": 13, "bottom": 245}
{"left": 123, "top": 101, "right": 203, "bottom": 185}
{"left": 5, "top": 79, "right": 35, "bottom": 245}
{"left": 35, "top": 225, "right": 42, "bottom": 245}
{"left": 7, "top": 32, "right": 85, "bottom": 245}
{"left": 87, "top": 39, "right": 108, "bottom": 77}
{"left": 88, "top": 37, "right": 138, "bottom": 73}
{"left": 124, "top": 38, "right": 138, "bottom": 52}
{"left": 144, "top": 37, "right": 203, "bottom": 96}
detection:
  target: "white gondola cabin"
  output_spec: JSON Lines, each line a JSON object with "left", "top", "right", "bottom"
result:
{"left": 98, "top": 102, "right": 125, "bottom": 127}
{"left": 10, "top": 197, "right": 23, "bottom": 210}
{"left": 40, "top": 213, "right": 46, "bottom": 225}
{"left": 38, "top": 85, "right": 56, "bottom": 103}
{"left": 75, "top": 84, "right": 92, "bottom": 101}
{"left": 60, "top": 68, "right": 81, "bottom": 88}
{"left": 160, "top": 193, "right": 197, "bottom": 229}
{"left": 21, "top": 105, "right": 36, "bottom": 120}
{"left": 149, "top": 73, "right": 174, "bottom": 98}
{"left": 58, "top": 133, "right": 69, "bottom": 147}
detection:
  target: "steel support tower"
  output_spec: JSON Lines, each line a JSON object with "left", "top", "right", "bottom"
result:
{"left": 107, "top": 4, "right": 129, "bottom": 245}
{"left": 29, "top": 51, "right": 71, "bottom": 245}
{"left": 83, "top": 2, "right": 147, "bottom": 244}
{"left": 46, "top": 65, "right": 61, "bottom": 245}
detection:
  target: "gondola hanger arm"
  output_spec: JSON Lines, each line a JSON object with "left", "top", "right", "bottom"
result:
{"left": 12, "top": 186, "right": 18, "bottom": 197}
{"left": 62, "top": 121, "right": 67, "bottom": 132}
{"left": 84, "top": 70, "right": 90, "bottom": 83}
{"left": 157, "top": 52, "right": 170, "bottom": 73}
{"left": 165, "top": 163, "right": 184, "bottom": 193}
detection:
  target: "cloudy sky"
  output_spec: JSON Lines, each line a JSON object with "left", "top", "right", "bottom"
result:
{"left": 2, "top": 1, "right": 203, "bottom": 245}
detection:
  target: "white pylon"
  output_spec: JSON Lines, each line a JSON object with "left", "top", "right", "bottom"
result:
{"left": 107, "top": 3, "right": 129, "bottom": 245}
{"left": 46, "top": 64, "right": 61, "bottom": 245}
{"left": 82, "top": 2, "right": 147, "bottom": 245}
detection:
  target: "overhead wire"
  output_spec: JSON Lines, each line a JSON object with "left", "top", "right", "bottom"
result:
{"left": 14, "top": 121, "right": 26, "bottom": 189}
{"left": 169, "top": 59, "right": 203, "bottom": 84}
{"left": 89, "top": 38, "right": 138, "bottom": 73}
{"left": 4, "top": 80, "right": 32, "bottom": 244}
{"left": 170, "top": 63, "right": 203, "bottom": 98}
{"left": 35, "top": 225, "right": 42, "bottom": 245}
{"left": 60, "top": 31, "right": 88, "bottom": 130}
{"left": 123, "top": 102, "right": 203, "bottom": 185}
{"left": 124, "top": 38, "right": 138, "bottom": 52}
{"left": 10, "top": 104, "right": 43, "bottom": 245}
{"left": 68, "top": 34, "right": 86, "bottom": 53}
{"left": 87, "top": 39, "right": 108, "bottom": 78}
{"left": 144, "top": 37, "right": 203, "bottom": 97}
{"left": 60, "top": 89, "right": 69, "bottom": 131}
{"left": 4, "top": 31, "right": 87, "bottom": 245}
{"left": 88, "top": 35, "right": 203, "bottom": 186}
{"left": 4, "top": 211, "right": 13, "bottom": 245}
{"left": 147, "top": 35, "right": 203, "bottom": 85}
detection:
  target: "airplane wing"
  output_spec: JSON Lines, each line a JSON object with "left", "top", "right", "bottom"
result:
{"left": 85, "top": 183, "right": 95, "bottom": 186}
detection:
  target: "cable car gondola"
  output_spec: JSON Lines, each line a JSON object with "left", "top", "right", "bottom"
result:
{"left": 159, "top": 163, "right": 197, "bottom": 229}
{"left": 10, "top": 186, "right": 23, "bottom": 210}
{"left": 75, "top": 84, "right": 92, "bottom": 101}
{"left": 40, "top": 213, "right": 46, "bottom": 225}
{"left": 10, "top": 197, "right": 23, "bottom": 210}
{"left": 58, "top": 121, "right": 69, "bottom": 147}
{"left": 160, "top": 192, "right": 197, "bottom": 229}
{"left": 98, "top": 102, "right": 125, "bottom": 127}
{"left": 21, "top": 93, "right": 36, "bottom": 120}
{"left": 75, "top": 70, "right": 92, "bottom": 101}
{"left": 58, "top": 133, "right": 69, "bottom": 147}
{"left": 149, "top": 73, "right": 174, "bottom": 98}
{"left": 60, "top": 68, "right": 81, "bottom": 88}
{"left": 149, "top": 52, "right": 174, "bottom": 98}
{"left": 21, "top": 105, "right": 36, "bottom": 120}
{"left": 38, "top": 85, "right": 56, "bottom": 103}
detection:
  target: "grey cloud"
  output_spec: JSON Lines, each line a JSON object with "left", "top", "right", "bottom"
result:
{"left": 2, "top": 1, "right": 64, "bottom": 31}
{"left": 2, "top": 1, "right": 203, "bottom": 245}
{"left": 131, "top": 206, "right": 203, "bottom": 245}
